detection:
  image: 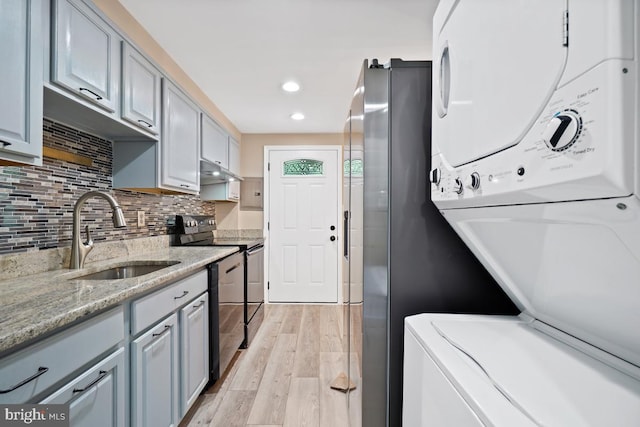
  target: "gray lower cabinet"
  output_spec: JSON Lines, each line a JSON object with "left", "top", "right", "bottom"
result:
{"left": 130, "top": 269, "right": 209, "bottom": 425}
{"left": 40, "top": 348, "right": 126, "bottom": 427}
{"left": 180, "top": 293, "right": 209, "bottom": 417}
{"left": 0, "top": 0, "right": 43, "bottom": 165}
{"left": 122, "top": 42, "right": 161, "bottom": 136}
{"left": 51, "top": 0, "right": 120, "bottom": 113}
{"left": 162, "top": 80, "right": 201, "bottom": 193}
{"left": 131, "top": 314, "right": 180, "bottom": 427}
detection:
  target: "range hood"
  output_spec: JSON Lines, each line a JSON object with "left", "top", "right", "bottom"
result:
{"left": 200, "top": 160, "right": 243, "bottom": 185}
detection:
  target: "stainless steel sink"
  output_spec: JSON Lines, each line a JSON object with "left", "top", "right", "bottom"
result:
{"left": 72, "top": 261, "right": 180, "bottom": 280}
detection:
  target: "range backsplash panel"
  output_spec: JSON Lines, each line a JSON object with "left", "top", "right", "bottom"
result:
{"left": 0, "top": 119, "right": 215, "bottom": 254}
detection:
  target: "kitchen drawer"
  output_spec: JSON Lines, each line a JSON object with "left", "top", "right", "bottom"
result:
{"left": 131, "top": 269, "right": 207, "bottom": 336}
{"left": 40, "top": 347, "right": 126, "bottom": 427}
{"left": 0, "top": 307, "right": 124, "bottom": 404}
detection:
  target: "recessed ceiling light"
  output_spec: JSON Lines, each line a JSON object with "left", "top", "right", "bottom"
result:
{"left": 282, "top": 81, "right": 300, "bottom": 92}
{"left": 290, "top": 112, "right": 305, "bottom": 120}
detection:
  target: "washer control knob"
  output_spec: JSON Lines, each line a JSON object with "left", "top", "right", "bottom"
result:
{"left": 453, "top": 177, "right": 463, "bottom": 194}
{"left": 543, "top": 109, "right": 582, "bottom": 152}
{"left": 465, "top": 172, "right": 481, "bottom": 190}
{"left": 430, "top": 168, "right": 441, "bottom": 185}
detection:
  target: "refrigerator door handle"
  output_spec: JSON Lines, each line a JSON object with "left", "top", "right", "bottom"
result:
{"left": 343, "top": 210, "right": 349, "bottom": 258}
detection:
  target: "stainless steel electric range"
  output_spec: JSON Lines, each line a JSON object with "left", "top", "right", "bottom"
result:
{"left": 176, "top": 215, "right": 265, "bottom": 373}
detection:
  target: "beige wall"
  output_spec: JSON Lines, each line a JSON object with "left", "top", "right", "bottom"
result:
{"left": 92, "top": 0, "right": 240, "bottom": 140}
{"left": 237, "top": 133, "right": 343, "bottom": 229}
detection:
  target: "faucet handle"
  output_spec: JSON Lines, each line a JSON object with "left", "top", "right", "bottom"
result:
{"left": 84, "top": 225, "right": 94, "bottom": 248}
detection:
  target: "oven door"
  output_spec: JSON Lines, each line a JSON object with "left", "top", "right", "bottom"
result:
{"left": 245, "top": 244, "right": 265, "bottom": 346}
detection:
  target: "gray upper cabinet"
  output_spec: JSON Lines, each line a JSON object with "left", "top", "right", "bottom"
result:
{"left": 0, "top": 0, "right": 43, "bottom": 165}
{"left": 228, "top": 136, "right": 241, "bottom": 176}
{"left": 51, "top": 0, "right": 120, "bottom": 114}
{"left": 162, "top": 80, "right": 200, "bottom": 193}
{"left": 122, "top": 42, "right": 161, "bottom": 136}
{"left": 201, "top": 114, "right": 229, "bottom": 169}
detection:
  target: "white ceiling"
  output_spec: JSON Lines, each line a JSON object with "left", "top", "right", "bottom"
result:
{"left": 117, "top": 0, "right": 438, "bottom": 134}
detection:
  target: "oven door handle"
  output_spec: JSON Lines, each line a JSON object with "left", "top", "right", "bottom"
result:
{"left": 246, "top": 244, "right": 265, "bottom": 256}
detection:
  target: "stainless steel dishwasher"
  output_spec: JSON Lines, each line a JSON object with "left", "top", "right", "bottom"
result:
{"left": 215, "top": 252, "right": 245, "bottom": 380}
{"left": 245, "top": 243, "right": 265, "bottom": 347}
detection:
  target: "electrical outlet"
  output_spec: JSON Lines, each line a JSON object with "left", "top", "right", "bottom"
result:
{"left": 137, "top": 211, "right": 145, "bottom": 227}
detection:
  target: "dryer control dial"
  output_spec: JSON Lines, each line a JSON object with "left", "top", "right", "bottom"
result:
{"left": 542, "top": 109, "right": 582, "bottom": 152}
{"left": 453, "top": 177, "right": 463, "bottom": 194}
{"left": 464, "top": 172, "right": 480, "bottom": 190}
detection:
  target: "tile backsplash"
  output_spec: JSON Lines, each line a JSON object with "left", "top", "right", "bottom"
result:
{"left": 0, "top": 119, "right": 215, "bottom": 254}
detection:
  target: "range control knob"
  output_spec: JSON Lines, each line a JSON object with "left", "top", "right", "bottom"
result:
{"left": 542, "top": 109, "right": 583, "bottom": 152}
{"left": 430, "top": 168, "right": 441, "bottom": 185}
{"left": 465, "top": 172, "right": 481, "bottom": 190}
{"left": 453, "top": 177, "right": 463, "bottom": 194}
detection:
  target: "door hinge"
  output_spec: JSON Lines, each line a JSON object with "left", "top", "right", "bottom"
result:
{"left": 268, "top": 162, "right": 270, "bottom": 171}
{"left": 268, "top": 281, "right": 270, "bottom": 290}
{"left": 268, "top": 221, "right": 270, "bottom": 230}
{"left": 562, "top": 10, "right": 569, "bottom": 47}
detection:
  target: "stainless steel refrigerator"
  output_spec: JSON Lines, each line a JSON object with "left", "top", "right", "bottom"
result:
{"left": 342, "top": 59, "right": 517, "bottom": 427}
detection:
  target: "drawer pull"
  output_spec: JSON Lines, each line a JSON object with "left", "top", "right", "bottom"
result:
{"left": 137, "top": 119, "right": 153, "bottom": 128}
{"left": 174, "top": 290, "right": 189, "bottom": 300}
{"left": 152, "top": 325, "right": 171, "bottom": 337}
{"left": 72, "top": 370, "right": 107, "bottom": 394}
{"left": 193, "top": 300, "right": 206, "bottom": 309}
{"left": 78, "top": 87, "right": 103, "bottom": 100}
{"left": 1, "top": 140, "right": 12, "bottom": 147}
{"left": 0, "top": 367, "right": 49, "bottom": 394}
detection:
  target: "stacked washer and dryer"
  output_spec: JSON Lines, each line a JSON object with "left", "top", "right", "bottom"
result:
{"left": 403, "top": 1, "right": 640, "bottom": 425}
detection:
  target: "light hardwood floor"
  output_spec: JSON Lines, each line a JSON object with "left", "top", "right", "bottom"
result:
{"left": 182, "top": 304, "right": 362, "bottom": 427}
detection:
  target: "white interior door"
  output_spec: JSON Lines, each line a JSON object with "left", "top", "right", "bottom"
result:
{"left": 267, "top": 147, "right": 340, "bottom": 303}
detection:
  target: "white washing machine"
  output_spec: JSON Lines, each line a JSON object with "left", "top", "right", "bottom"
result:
{"left": 403, "top": 0, "right": 640, "bottom": 425}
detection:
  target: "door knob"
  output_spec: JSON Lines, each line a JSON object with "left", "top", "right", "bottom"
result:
{"left": 330, "top": 236, "right": 336, "bottom": 241}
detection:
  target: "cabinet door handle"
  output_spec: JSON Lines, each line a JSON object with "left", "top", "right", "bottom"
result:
{"left": 152, "top": 325, "right": 171, "bottom": 337}
{"left": 0, "top": 367, "right": 49, "bottom": 394}
{"left": 174, "top": 290, "right": 189, "bottom": 300}
{"left": 180, "top": 184, "right": 191, "bottom": 188}
{"left": 1, "top": 140, "right": 12, "bottom": 147}
{"left": 193, "top": 300, "right": 206, "bottom": 309}
{"left": 137, "top": 119, "right": 153, "bottom": 128}
{"left": 72, "top": 370, "right": 108, "bottom": 394}
{"left": 78, "top": 87, "right": 103, "bottom": 101}
{"left": 215, "top": 161, "right": 221, "bottom": 164}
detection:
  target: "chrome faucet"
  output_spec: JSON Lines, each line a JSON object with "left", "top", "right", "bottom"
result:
{"left": 70, "top": 191, "right": 127, "bottom": 269}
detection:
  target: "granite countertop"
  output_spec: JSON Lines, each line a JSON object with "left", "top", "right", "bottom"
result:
{"left": 0, "top": 246, "right": 238, "bottom": 356}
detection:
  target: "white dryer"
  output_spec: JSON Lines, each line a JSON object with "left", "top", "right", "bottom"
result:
{"left": 404, "top": 0, "right": 640, "bottom": 425}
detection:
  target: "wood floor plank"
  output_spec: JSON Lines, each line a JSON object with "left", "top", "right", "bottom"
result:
{"left": 278, "top": 304, "right": 303, "bottom": 334}
{"left": 182, "top": 393, "right": 218, "bottom": 426}
{"left": 230, "top": 319, "right": 281, "bottom": 391}
{"left": 319, "top": 304, "right": 344, "bottom": 352}
{"left": 293, "top": 305, "right": 321, "bottom": 377}
{"left": 246, "top": 333, "right": 298, "bottom": 425}
{"left": 348, "top": 351, "right": 362, "bottom": 427}
{"left": 319, "top": 352, "right": 350, "bottom": 427}
{"left": 283, "top": 378, "right": 320, "bottom": 427}
{"left": 209, "top": 390, "right": 256, "bottom": 427}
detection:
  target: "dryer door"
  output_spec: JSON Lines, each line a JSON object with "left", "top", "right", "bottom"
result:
{"left": 433, "top": 0, "right": 568, "bottom": 167}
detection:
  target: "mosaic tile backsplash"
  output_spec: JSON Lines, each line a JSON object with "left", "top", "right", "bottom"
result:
{"left": 0, "top": 119, "right": 215, "bottom": 254}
